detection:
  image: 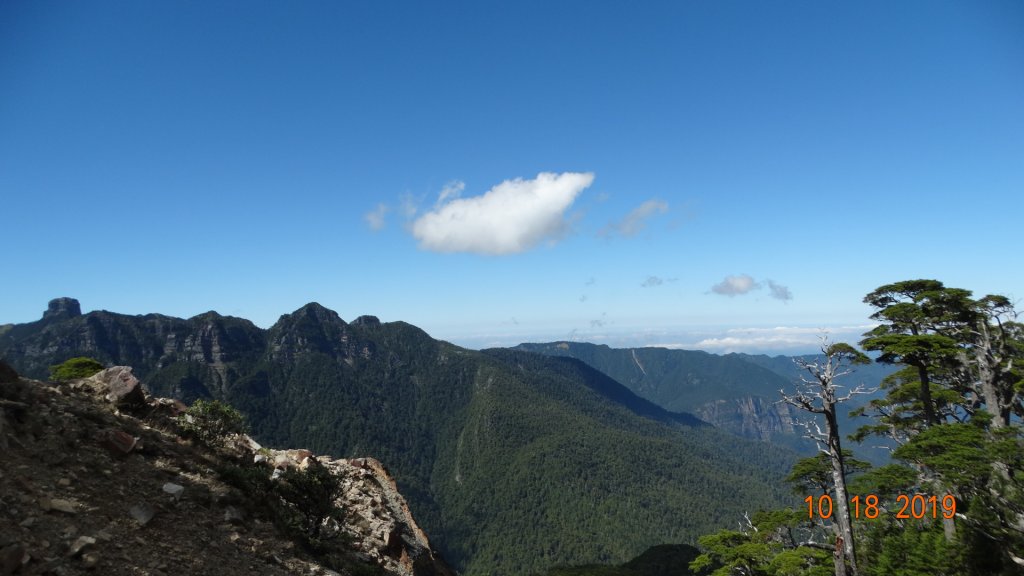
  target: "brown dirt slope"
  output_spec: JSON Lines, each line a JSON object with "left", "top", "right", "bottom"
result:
{"left": 0, "top": 361, "right": 455, "bottom": 576}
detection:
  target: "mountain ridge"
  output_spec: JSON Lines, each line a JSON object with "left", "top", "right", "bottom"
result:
{"left": 2, "top": 299, "right": 798, "bottom": 575}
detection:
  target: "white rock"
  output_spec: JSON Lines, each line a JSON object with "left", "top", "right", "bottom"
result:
{"left": 162, "top": 483, "right": 185, "bottom": 501}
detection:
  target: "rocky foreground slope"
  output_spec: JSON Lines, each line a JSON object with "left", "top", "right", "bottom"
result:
{"left": 0, "top": 361, "right": 454, "bottom": 576}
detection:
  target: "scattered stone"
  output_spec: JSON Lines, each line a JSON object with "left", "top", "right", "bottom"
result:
{"left": 42, "top": 498, "right": 77, "bottom": 515}
{"left": 81, "top": 552, "right": 100, "bottom": 569}
{"left": 150, "top": 397, "right": 188, "bottom": 418}
{"left": 0, "top": 543, "right": 26, "bottom": 575}
{"left": 95, "top": 429, "right": 138, "bottom": 456}
{"left": 56, "top": 478, "right": 71, "bottom": 488}
{"left": 224, "top": 506, "right": 245, "bottom": 525}
{"left": 89, "top": 367, "right": 146, "bottom": 408}
{"left": 162, "top": 483, "right": 184, "bottom": 501}
{"left": 253, "top": 454, "right": 267, "bottom": 464}
{"left": 67, "top": 536, "right": 95, "bottom": 557}
{"left": 128, "top": 503, "right": 155, "bottom": 527}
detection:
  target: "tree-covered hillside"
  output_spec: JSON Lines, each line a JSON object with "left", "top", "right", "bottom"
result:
{"left": 684, "top": 280, "right": 1024, "bottom": 576}
{"left": 0, "top": 299, "right": 798, "bottom": 575}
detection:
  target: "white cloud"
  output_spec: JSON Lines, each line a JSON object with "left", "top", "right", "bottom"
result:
{"left": 410, "top": 172, "right": 594, "bottom": 255}
{"left": 711, "top": 274, "right": 761, "bottom": 296}
{"left": 641, "top": 275, "right": 677, "bottom": 288}
{"left": 767, "top": 280, "right": 793, "bottom": 301}
{"left": 436, "top": 180, "right": 465, "bottom": 207}
{"left": 364, "top": 203, "right": 389, "bottom": 231}
{"left": 600, "top": 199, "right": 669, "bottom": 237}
{"left": 645, "top": 325, "right": 878, "bottom": 354}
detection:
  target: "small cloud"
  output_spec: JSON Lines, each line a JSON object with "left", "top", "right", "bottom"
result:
{"left": 599, "top": 199, "right": 669, "bottom": 238}
{"left": 711, "top": 274, "right": 761, "bottom": 296}
{"left": 595, "top": 192, "right": 611, "bottom": 203}
{"left": 436, "top": 180, "right": 465, "bottom": 208}
{"left": 579, "top": 295, "right": 588, "bottom": 303}
{"left": 767, "top": 280, "right": 793, "bottom": 301}
{"left": 410, "top": 172, "right": 595, "bottom": 255}
{"left": 364, "top": 203, "right": 390, "bottom": 231}
{"left": 399, "top": 193, "right": 419, "bottom": 219}
{"left": 590, "top": 312, "right": 608, "bottom": 328}
{"left": 585, "top": 277, "right": 596, "bottom": 286}
{"left": 641, "top": 276, "right": 678, "bottom": 288}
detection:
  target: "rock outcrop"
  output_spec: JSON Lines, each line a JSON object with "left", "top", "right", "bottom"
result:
{"left": 263, "top": 451, "right": 452, "bottom": 576}
{"left": 696, "top": 396, "right": 798, "bottom": 441}
{"left": 0, "top": 365, "right": 455, "bottom": 576}
{"left": 42, "top": 298, "right": 82, "bottom": 321}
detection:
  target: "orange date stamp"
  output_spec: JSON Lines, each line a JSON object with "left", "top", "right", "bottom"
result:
{"left": 805, "top": 494, "right": 956, "bottom": 520}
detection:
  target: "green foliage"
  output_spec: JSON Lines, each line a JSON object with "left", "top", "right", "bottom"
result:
{"left": 49, "top": 356, "right": 104, "bottom": 381}
{"left": 690, "top": 509, "right": 832, "bottom": 576}
{"left": 275, "top": 461, "right": 345, "bottom": 541}
{"left": 217, "top": 461, "right": 275, "bottom": 498}
{"left": 178, "top": 398, "right": 246, "bottom": 446}
{"left": 859, "top": 519, "right": 959, "bottom": 576}
{"left": 786, "top": 450, "right": 871, "bottom": 495}
{"left": 854, "top": 279, "right": 1024, "bottom": 574}
{"left": 846, "top": 464, "right": 917, "bottom": 498}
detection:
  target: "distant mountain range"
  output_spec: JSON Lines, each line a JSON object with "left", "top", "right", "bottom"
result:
{"left": 515, "top": 342, "right": 894, "bottom": 463}
{"left": 2, "top": 298, "right": 804, "bottom": 575}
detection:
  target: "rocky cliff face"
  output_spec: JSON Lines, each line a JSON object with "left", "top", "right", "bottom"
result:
{"left": 0, "top": 360, "right": 454, "bottom": 576}
{"left": 695, "top": 396, "right": 798, "bottom": 441}
{"left": 0, "top": 299, "right": 265, "bottom": 401}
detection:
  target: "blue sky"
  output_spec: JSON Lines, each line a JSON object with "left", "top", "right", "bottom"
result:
{"left": 2, "top": 1, "right": 1022, "bottom": 354}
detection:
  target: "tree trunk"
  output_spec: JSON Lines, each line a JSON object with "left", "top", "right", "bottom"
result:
{"left": 916, "top": 363, "right": 938, "bottom": 426}
{"left": 974, "top": 323, "right": 1011, "bottom": 428}
{"left": 826, "top": 401, "right": 858, "bottom": 576}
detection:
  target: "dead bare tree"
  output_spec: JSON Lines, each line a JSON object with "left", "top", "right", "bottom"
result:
{"left": 780, "top": 340, "right": 874, "bottom": 576}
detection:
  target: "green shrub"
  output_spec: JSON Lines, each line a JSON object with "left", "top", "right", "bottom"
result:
{"left": 178, "top": 399, "right": 246, "bottom": 446}
{"left": 277, "top": 461, "right": 345, "bottom": 541}
{"left": 49, "top": 357, "right": 104, "bottom": 381}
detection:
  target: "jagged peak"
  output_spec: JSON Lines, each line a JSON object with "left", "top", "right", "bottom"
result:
{"left": 281, "top": 302, "right": 346, "bottom": 325}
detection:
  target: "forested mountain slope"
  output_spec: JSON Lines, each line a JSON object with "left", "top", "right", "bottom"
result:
{"left": 514, "top": 342, "right": 897, "bottom": 463}
{"left": 1, "top": 299, "right": 797, "bottom": 575}
{"left": 514, "top": 342, "right": 803, "bottom": 444}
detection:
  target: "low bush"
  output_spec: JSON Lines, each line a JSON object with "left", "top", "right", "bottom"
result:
{"left": 49, "top": 357, "right": 104, "bottom": 381}
{"left": 178, "top": 399, "right": 246, "bottom": 446}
